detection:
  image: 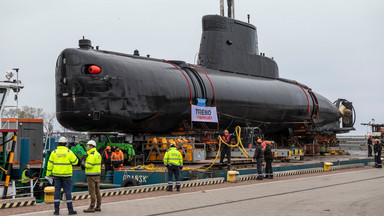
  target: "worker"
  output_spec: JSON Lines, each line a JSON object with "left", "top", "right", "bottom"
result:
{"left": 367, "top": 135, "right": 373, "bottom": 157}
{"left": 264, "top": 141, "right": 273, "bottom": 179}
{"left": 111, "top": 147, "right": 124, "bottom": 171}
{"left": 83, "top": 140, "right": 102, "bottom": 213}
{"left": 219, "top": 129, "right": 232, "bottom": 170}
{"left": 102, "top": 146, "right": 113, "bottom": 173}
{"left": 261, "top": 140, "right": 267, "bottom": 151}
{"left": 124, "top": 141, "right": 135, "bottom": 165}
{"left": 21, "top": 164, "right": 34, "bottom": 195}
{"left": 373, "top": 139, "right": 382, "bottom": 168}
{"left": 46, "top": 137, "right": 78, "bottom": 215}
{"left": 163, "top": 141, "right": 183, "bottom": 191}
{"left": 253, "top": 138, "right": 264, "bottom": 180}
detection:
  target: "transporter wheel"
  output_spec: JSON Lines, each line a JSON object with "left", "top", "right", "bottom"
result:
{"left": 121, "top": 178, "right": 141, "bottom": 187}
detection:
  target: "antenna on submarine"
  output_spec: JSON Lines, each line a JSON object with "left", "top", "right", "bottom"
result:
{"left": 227, "top": 0, "right": 234, "bottom": 18}
{"left": 220, "top": 0, "right": 235, "bottom": 19}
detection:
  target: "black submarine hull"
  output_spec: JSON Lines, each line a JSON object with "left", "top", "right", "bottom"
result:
{"left": 56, "top": 14, "right": 353, "bottom": 135}
{"left": 55, "top": 48, "right": 341, "bottom": 134}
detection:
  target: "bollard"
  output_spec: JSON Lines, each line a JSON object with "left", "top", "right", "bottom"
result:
{"left": 44, "top": 186, "right": 55, "bottom": 203}
{"left": 324, "top": 162, "right": 333, "bottom": 171}
{"left": 227, "top": 171, "right": 239, "bottom": 182}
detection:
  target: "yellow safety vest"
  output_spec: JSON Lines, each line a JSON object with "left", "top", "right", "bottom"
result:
{"left": 163, "top": 147, "right": 183, "bottom": 166}
{"left": 85, "top": 147, "right": 102, "bottom": 176}
{"left": 47, "top": 146, "right": 78, "bottom": 177}
{"left": 21, "top": 169, "right": 30, "bottom": 183}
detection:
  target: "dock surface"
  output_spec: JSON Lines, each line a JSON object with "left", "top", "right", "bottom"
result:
{"left": 10, "top": 167, "right": 383, "bottom": 216}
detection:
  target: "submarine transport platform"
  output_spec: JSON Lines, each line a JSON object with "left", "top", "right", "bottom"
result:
{"left": 5, "top": 153, "right": 374, "bottom": 192}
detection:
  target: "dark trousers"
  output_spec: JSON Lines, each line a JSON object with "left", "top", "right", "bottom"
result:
{"left": 368, "top": 145, "right": 373, "bottom": 157}
{"left": 257, "top": 158, "right": 263, "bottom": 175}
{"left": 54, "top": 177, "right": 74, "bottom": 213}
{"left": 220, "top": 145, "right": 231, "bottom": 165}
{"left": 167, "top": 165, "right": 180, "bottom": 189}
{"left": 87, "top": 175, "right": 101, "bottom": 209}
{"left": 375, "top": 152, "right": 382, "bottom": 166}
{"left": 105, "top": 163, "right": 113, "bottom": 172}
{"left": 22, "top": 181, "right": 31, "bottom": 195}
{"left": 265, "top": 159, "right": 273, "bottom": 175}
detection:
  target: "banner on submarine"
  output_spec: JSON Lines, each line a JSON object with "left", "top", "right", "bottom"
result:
{"left": 191, "top": 105, "right": 218, "bottom": 123}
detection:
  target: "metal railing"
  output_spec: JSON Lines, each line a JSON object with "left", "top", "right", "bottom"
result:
{"left": 0, "top": 179, "right": 37, "bottom": 199}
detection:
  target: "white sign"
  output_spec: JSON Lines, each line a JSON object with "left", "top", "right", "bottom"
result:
{"left": 191, "top": 105, "right": 218, "bottom": 123}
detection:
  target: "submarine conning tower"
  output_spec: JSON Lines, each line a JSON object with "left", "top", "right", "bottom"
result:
{"left": 198, "top": 15, "right": 279, "bottom": 79}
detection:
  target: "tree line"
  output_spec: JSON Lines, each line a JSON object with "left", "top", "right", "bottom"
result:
{"left": 2, "top": 106, "right": 56, "bottom": 132}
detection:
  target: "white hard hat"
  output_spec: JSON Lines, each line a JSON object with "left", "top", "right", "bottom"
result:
{"left": 58, "top": 137, "right": 68, "bottom": 143}
{"left": 87, "top": 140, "right": 97, "bottom": 147}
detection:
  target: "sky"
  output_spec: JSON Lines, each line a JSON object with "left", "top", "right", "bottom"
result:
{"left": 0, "top": 0, "right": 383, "bottom": 135}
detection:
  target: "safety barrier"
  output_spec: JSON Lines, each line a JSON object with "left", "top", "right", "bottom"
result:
{"left": 0, "top": 197, "right": 36, "bottom": 209}
{"left": 71, "top": 177, "right": 225, "bottom": 200}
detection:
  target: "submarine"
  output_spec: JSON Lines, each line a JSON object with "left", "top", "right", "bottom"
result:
{"left": 55, "top": 14, "right": 355, "bottom": 136}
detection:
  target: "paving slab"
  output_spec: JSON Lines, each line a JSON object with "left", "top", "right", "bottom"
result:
{"left": 11, "top": 168, "right": 384, "bottom": 216}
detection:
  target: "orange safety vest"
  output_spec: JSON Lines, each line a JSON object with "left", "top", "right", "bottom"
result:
{"left": 261, "top": 142, "right": 266, "bottom": 151}
{"left": 222, "top": 135, "right": 230, "bottom": 143}
{"left": 111, "top": 150, "right": 124, "bottom": 162}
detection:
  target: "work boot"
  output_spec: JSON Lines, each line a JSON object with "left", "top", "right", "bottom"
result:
{"left": 53, "top": 212, "right": 59, "bottom": 215}
{"left": 268, "top": 174, "right": 273, "bottom": 179}
{"left": 95, "top": 207, "right": 101, "bottom": 212}
{"left": 68, "top": 211, "right": 77, "bottom": 215}
{"left": 83, "top": 208, "right": 95, "bottom": 213}
{"left": 166, "top": 185, "right": 173, "bottom": 192}
{"left": 257, "top": 175, "right": 263, "bottom": 180}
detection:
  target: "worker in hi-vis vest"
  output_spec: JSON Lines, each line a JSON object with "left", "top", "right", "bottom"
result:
{"left": 83, "top": 140, "right": 102, "bottom": 213}
{"left": 163, "top": 141, "right": 183, "bottom": 191}
{"left": 46, "top": 136, "right": 78, "bottom": 215}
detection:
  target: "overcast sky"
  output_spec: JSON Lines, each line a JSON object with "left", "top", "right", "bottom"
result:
{"left": 1, "top": 0, "right": 383, "bottom": 134}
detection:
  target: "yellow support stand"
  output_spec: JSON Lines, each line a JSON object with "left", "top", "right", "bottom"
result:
{"left": 324, "top": 162, "right": 333, "bottom": 171}
{"left": 227, "top": 171, "right": 239, "bottom": 182}
{"left": 44, "top": 186, "right": 55, "bottom": 203}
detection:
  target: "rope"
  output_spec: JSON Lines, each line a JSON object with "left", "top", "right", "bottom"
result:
{"left": 308, "top": 89, "right": 320, "bottom": 121}
{"left": 218, "top": 126, "right": 250, "bottom": 158}
{"left": 187, "top": 126, "right": 249, "bottom": 171}
{"left": 295, "top": 81, "right": 311, "bottom": 117}
{"left": 130, "top": 163, "right": 166, "bottom": 171}
{"left": 163, "top": 59, "right": 193, "bottom": 104}
{"left": 189, "top": 64, "right": 216, "bottom": 106}
{"left": 131, "top": 127, "right": 249, "bottom": 172}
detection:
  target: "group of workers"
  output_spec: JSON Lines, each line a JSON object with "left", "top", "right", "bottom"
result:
{"left": 367, "top": 134, "right": 382, "bottom": 168}
{"left": 46, "top": 137, "right": 102, "bottom": 215}
{"left": 33, "top": 131, "right": 384, "bottom": 215}
{"left": 219, "top": 129, "right": 273, "bottom": 180}
{"left": 251, "top": 137, "right": 273, "bottom": 180}
{"left": 102, "top": 146, "right": 124, "bottom": 171}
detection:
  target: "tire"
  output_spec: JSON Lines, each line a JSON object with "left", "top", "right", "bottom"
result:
{"left": 120, "top": 178, "right": 140, "bottom": 187}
